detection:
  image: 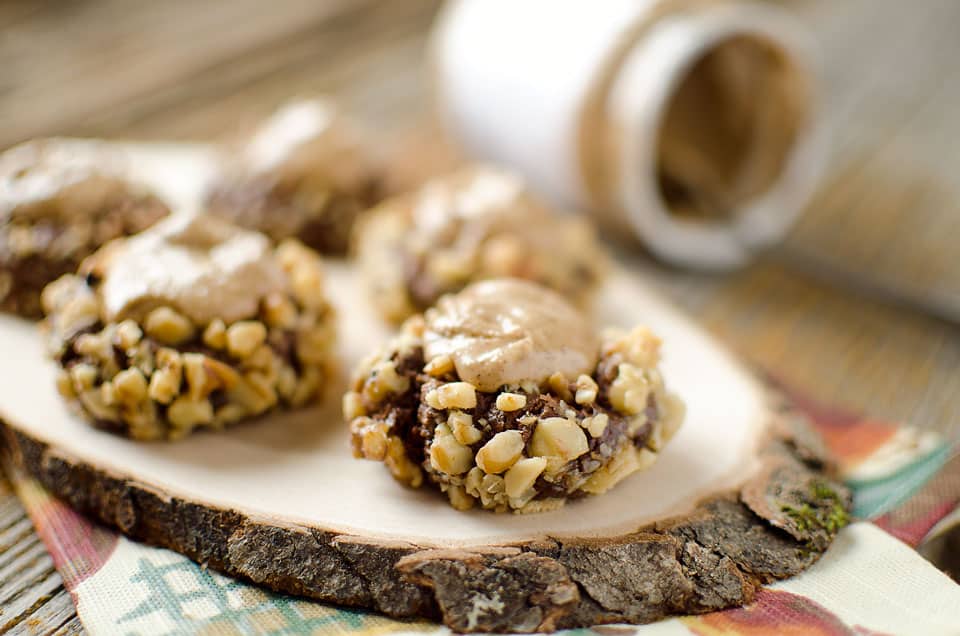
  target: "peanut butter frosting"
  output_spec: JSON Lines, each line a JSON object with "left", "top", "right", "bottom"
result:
{"left": 412, "top": 167, "right": 525, "bottom": 240}
{"left": 88, "top": 213, "right": 287, "bottom": 325}
{"left": 0, "top": 139, "right": 139, "bottom": 220}
{"left": 423, "top": 279, "right": 598, "bottom": 392}
{"left": 236, "top": 98, "right": 373, "bottom": 192}
{"left": 410, "top": 167, "right": 588, "bottom": 253}
{"left": 242, "top": 99, "right": 336, "bottom": 174}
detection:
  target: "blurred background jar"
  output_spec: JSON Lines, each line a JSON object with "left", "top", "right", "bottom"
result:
{"left": 432, "top": 0, "right": 825, "bottom": 270}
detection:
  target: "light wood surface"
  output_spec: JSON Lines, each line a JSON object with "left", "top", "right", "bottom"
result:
{"left": 1, "top": 0, "right": 958, "bottom": 631}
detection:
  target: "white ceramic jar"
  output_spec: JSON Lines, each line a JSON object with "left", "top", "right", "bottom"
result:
{"left": 431, "top": 0, "right": 825, "bottom": 269}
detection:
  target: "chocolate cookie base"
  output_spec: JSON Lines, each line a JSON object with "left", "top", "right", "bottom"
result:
{"left": 206, "top": 178, "right": 378, "bottom": 255}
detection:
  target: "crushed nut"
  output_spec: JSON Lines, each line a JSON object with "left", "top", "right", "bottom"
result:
{"left": 75, "top": 331, "right": 118, "bottom": 376}
{"left": 425, "top": 381, "right": 477, "bottom": 410}
{"left": 203, "top": 319, "right": 227, "bottom": 349}
{"left": 167, "top": 396, "right": 214, "bottom": 432}
{"left": 73, "top": 331, "right": 107, "bottom": 357}
{"left": 144, "top": 306, "right": 195, "bottom": 345}
{"left": 130, "top": 341, "right": 156, "bottom": 376}
{"left": 504, "top": 456, "right": 548, "bottom": 499}
{"left": 530, "top": 416, "right": 589, "bottom": 461}
{"left": 384, "top": 436, "right": 423, "bottom": 487}
{"left": 243, "top": 344, "right": 277, "bottom": 376}
{"left": 424, "top": 354, "right": 454, "bottom": 377}
{"left": 495, "top": 392, "right": 527, "bottom": 412}
{"left": 214, "top": 404, "right": 247, "bottom": 427}
{"left": 296, "top": 324, "right": 332, "bottom": 365}
{"left": 244, "top": 371, "right": 279, "bottom": 412}
{"left": 548, "top": 372, "right": 572, "bottom": 402}
{"left": 115, "top": 320, "right": 143, "bottom": 350}
{"left": 55, "top": 371, "right": 76, "bottom": 399}
{"left": 262, "top": 292, "right": 297, "bottom": 329}
{"left": 226, "top": 321, "right": 267, "bottom": 359}
{"left": 277, "top": 240, "right": 327, "bottom": 310}
{"left": 481, "top": 473, "right": 505, "bottom": 494}
{"left": 429, "top": 424, "right": 474, "bottom": 475}
{"left": 574, "top": 374, "right": 598, "bottom": 405}
{"left": 517, "top": 498, "right": 566, "bottom": 514}
{"left": 183, "top": 353, "right": 210, "bottom": 400}
{"left": 350, "top": 416, "right": 389, "bottom": 461}
{"left": 475, "top": 430, "right": 524, "bottom": 474}
{"left": 368, "top": 361, "right": 409, "bottom": 400}
{"left": 69, "top": 363, "right": 98, "bottom": 391}
{"left": 276, "top": 365, "right": 298, "bottom": 400}
{"left": 464, "top": 466, "right": 483, "bottom": 496}
{"left": 183, "top": 352, "right": 237, "bottom": 401}
{"left": 78, "top": 388, "right": 119, "bottom": 421}
{"left": 148, "top": 348, "right": 182, "bottom": 404}
{"left": 583, "top": 413, "right": 609, "bottom": 438}
{"left": 608, "top": 363, "right": 650, "bottom": 415}
{"left": 448, "top": 410, "right": 482, "bottom": 445}
{"left": 342, "top": 391, "right": 366, "bottom": 421}
{"left": 100, "top": 381, "right": 116, "bottom": 406}
{"left": 112, "top": 368, "right": 148, "bottom": 404}
{"left": 581, "top": 446, "right": 657, "bottom": 494}
{"left": 289, "top": 365, "right": 322, "bottom": 406}
{"left": 445, "top": 485, "right": 475, "bottom": 511}
{"left": 125, "top": 402, "right": 160, "bottom": 440}
{"left": 603, "top": 325, "right": 662, "bottom": 368}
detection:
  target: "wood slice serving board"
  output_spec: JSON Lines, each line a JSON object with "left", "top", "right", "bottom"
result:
{"left": 0, "top": 143, "right": 849, "bottom": 632}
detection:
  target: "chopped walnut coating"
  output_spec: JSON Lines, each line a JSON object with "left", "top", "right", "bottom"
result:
{"left": 355, "top": 166, "right": 607, "bottom": 322}
{"left": 0, "top": 140, "right": 170, "bottom": 318}
{"left": 346, "top": 318, "right": 684, "bottom": 513}
{"left": 43, "top": 239, "right": 334, "bottom": 440}
{"left": 205, "top": 99, "right": 382, "bottom": 255}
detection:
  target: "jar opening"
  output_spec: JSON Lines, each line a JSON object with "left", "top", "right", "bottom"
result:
{"left": 655, "top": 34, "right": 810, "bottom": 221}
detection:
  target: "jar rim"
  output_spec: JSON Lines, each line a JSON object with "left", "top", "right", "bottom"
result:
{"left": 608, "top": 3, "right": 826, "bottom": 269}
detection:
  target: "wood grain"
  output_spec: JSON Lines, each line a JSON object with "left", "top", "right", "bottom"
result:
{"left": 0, "top": 472, "right": 78, "bottom": 635}
{"left": 783, "top": 0, "right": 960, "bottom": 321}
{"left": 0, "top": 0, "right": 958, "bottom": 632}
{"left": 2, "top": 413, "right": 850, "bottom": 632}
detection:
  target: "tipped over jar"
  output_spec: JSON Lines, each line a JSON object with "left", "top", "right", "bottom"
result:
{"left": 431, "top": 0, "right": 826, "bottom": 269}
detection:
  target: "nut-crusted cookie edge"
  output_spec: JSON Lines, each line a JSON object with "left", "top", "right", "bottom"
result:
{"left": 42, "top": 239, "right": 335, "bottom": 440}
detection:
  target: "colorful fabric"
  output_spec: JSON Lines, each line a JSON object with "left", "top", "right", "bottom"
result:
{"left": 6, "top": 390, "right": 960, "bottom": 635}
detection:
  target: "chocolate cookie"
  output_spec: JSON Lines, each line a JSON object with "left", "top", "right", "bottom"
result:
{"left": 42, "top": 213, "right": 335, "bottom": 440}
{"left": 206, "top": 99, "right": 381, "bottom": 255}
{"left": 0, "top": 139, "right": 170, "bottom": 318}
{"left": 355, "top": 166, "right": 607, "bottom": 323}
{"left": 346, "top": 279, "right": 684, "bottom": 512}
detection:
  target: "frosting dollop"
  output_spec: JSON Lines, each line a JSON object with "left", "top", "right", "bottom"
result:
{"left": 242, "top": 99, "right": 336, "bottom": 174}
{"left": 412, "top": 167, "right": 525, "bottom": 240}
{"left": 423, "top": 279, "right": 598, "bottom": 392}
{"left": 0, "top": 139, "right": 140, "bottom": 220}
{"left": 88, "top": 213, "right": 287, "bottom": 325}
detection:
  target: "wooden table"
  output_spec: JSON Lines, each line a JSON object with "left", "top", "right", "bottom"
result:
{"left": 1, "top": 0, "right": 958, "bottom": 632}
